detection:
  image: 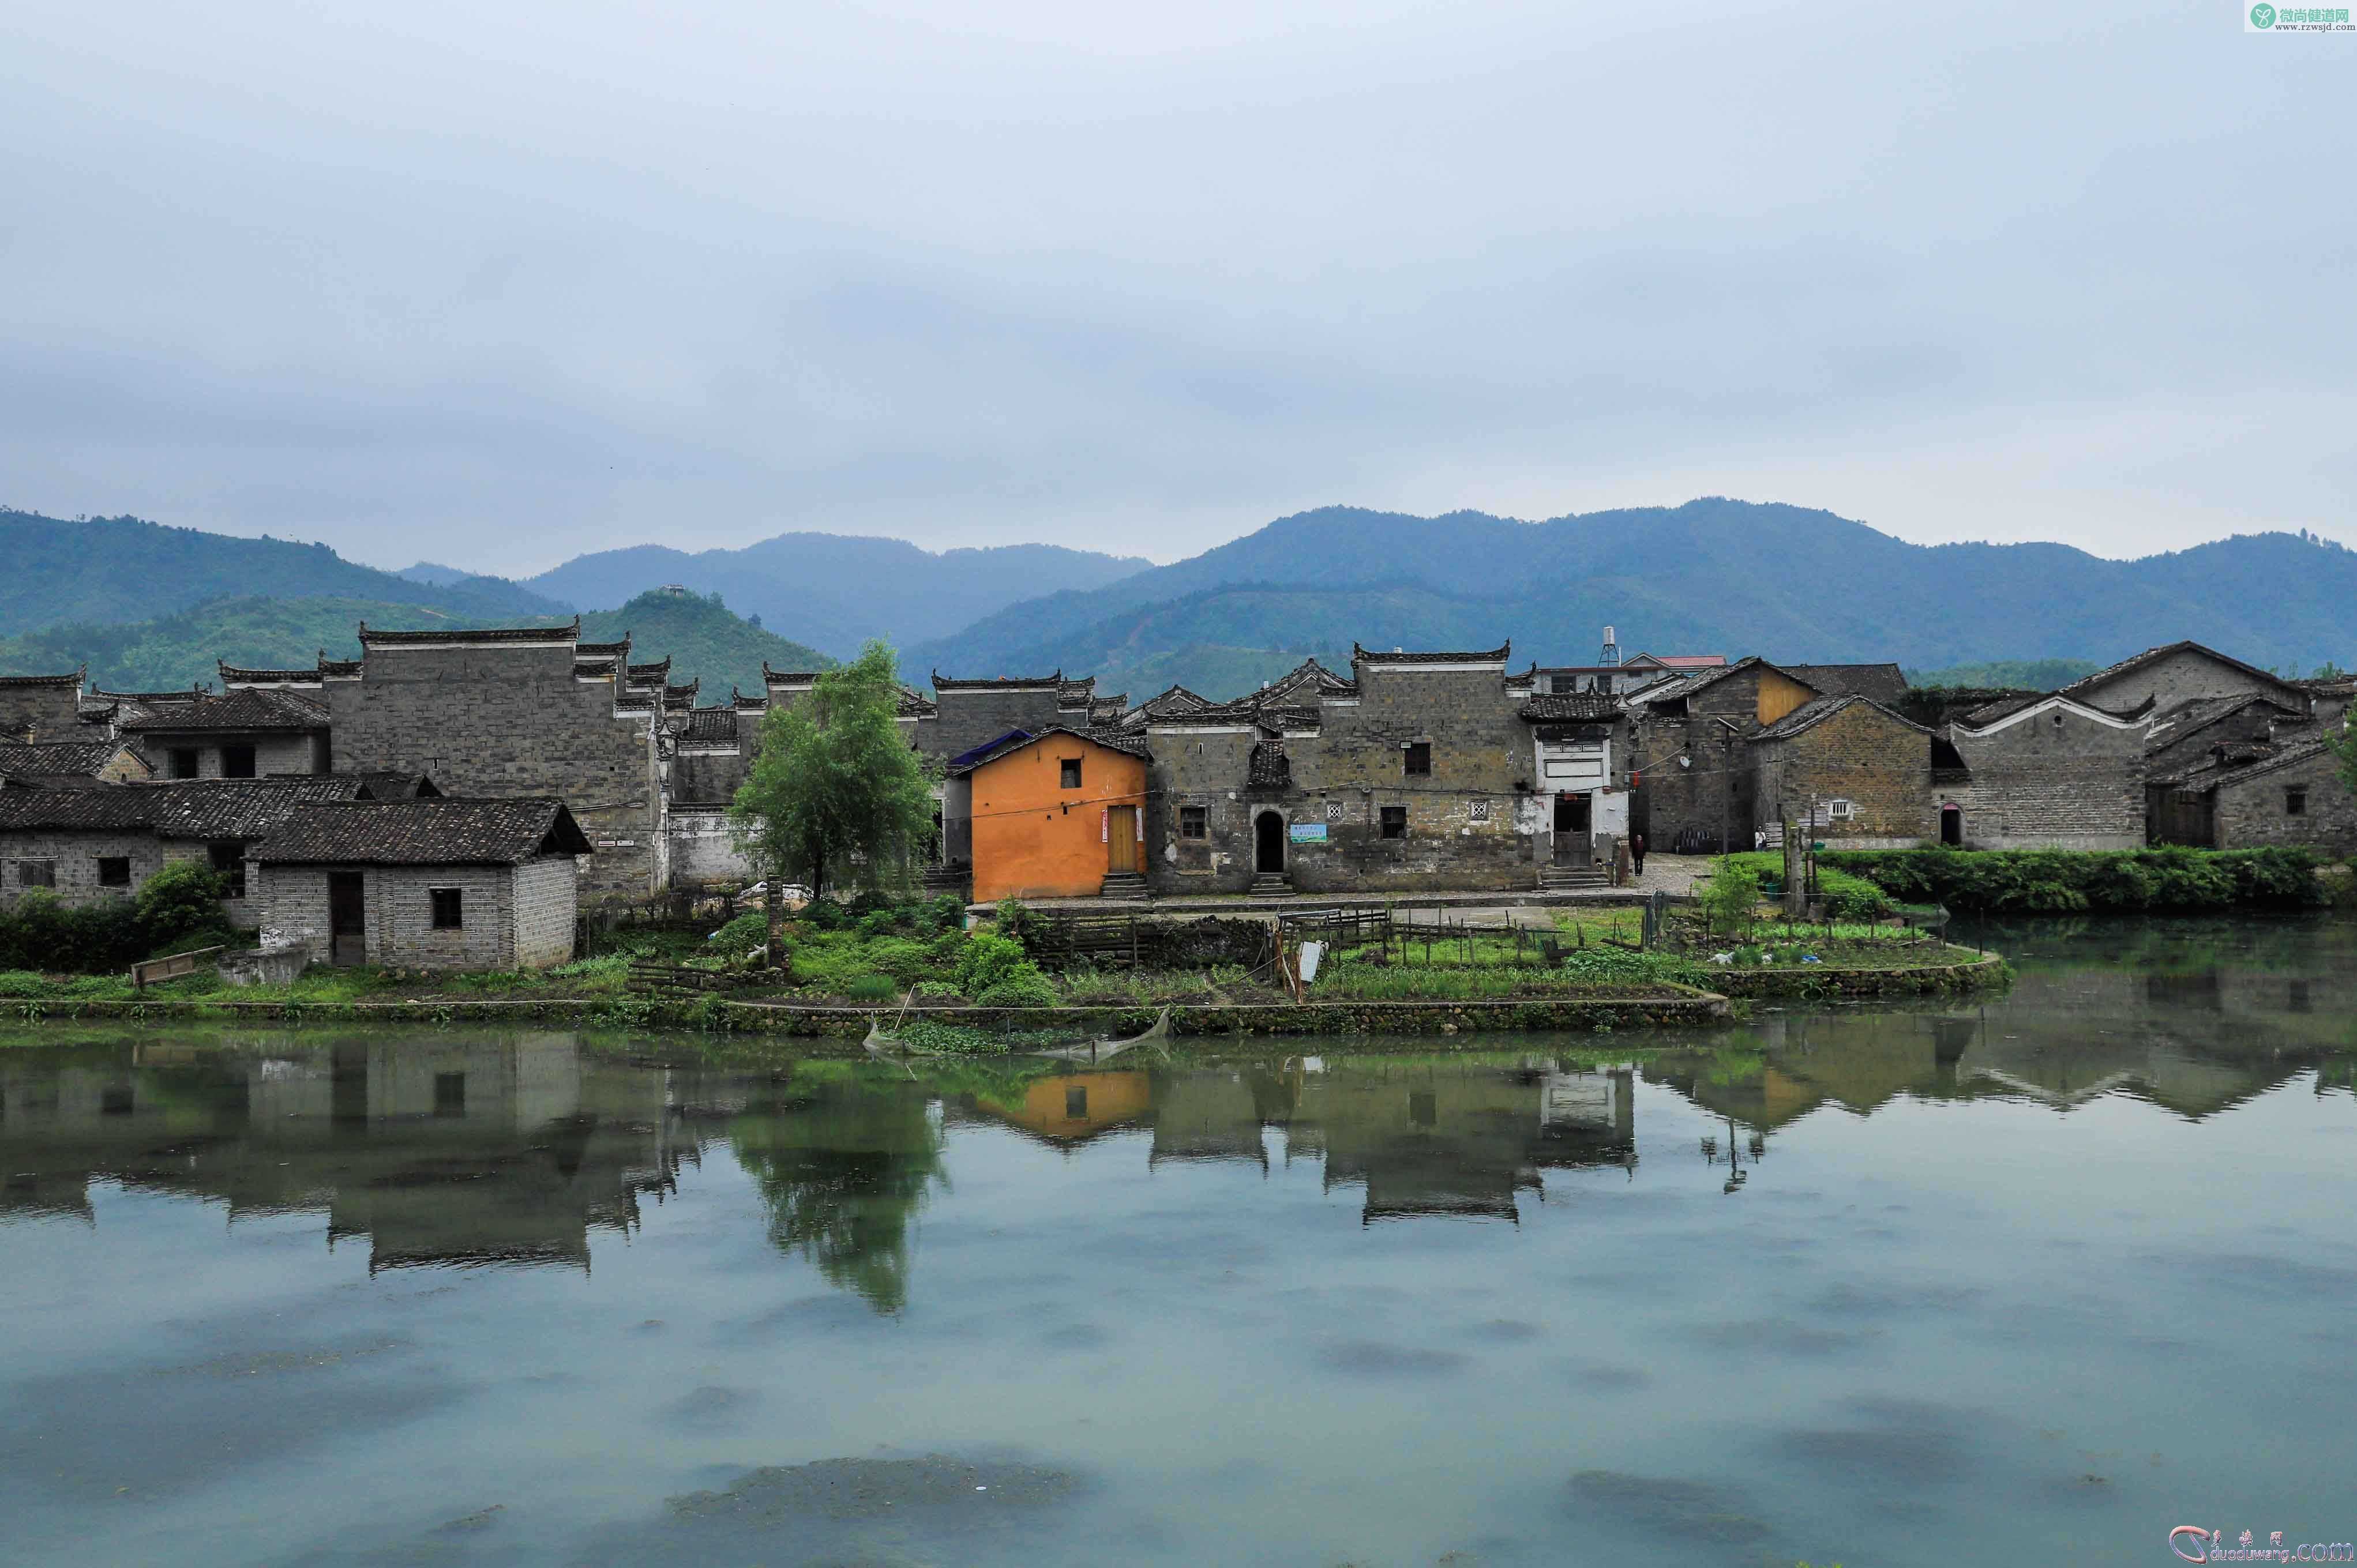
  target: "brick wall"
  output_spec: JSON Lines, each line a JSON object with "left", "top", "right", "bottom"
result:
{"left": 1754, "top": 702, "right": 1933, "bottom": 847}
{"left": 511, "top": 856, "right": 578, "bottom": 968}
{"left": 1146, "top": 723, "right": 1262, "bottom": 893}
{"left": 253, "top": 862, "right": 569, "bottom": 969}
{"left": 133, "top": 732, "right": 323, "bottom": 779}
{"left": 2215, "top": 753, "right": 2357, "bottom": 856}
{"left": 924, "top": 687, "right": 1067, "bottom": 763}
{"left": 2146, "top": 705, "right": 2291, "bottom": 783}
{"left": 1946, "top": 705, "right": 2146, "bottom": 849}
{"left": 328, "top": 642, "right": 662, "bottom": 901}
{"left": 2079, "top": 648, "right": 2298, "bottom": 713}
{"left": 0, "top": 682, "right": 83, "bottom": 742}
{"left": 0, "top": 829, "right": 167, "bottom": 910}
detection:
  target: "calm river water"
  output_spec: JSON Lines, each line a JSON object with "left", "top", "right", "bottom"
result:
{"left": 3, "top": 917, "right": 2354, "bottom": 1567}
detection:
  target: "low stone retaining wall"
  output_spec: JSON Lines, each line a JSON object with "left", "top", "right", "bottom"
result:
{"left": 1702, "top": 949, "right": 2009, "bottom": 999}
{"left": 723, "top": 987, "right": 1732, "bottom": 1037}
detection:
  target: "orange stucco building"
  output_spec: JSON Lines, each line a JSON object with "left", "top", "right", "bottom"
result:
{"left": 945, "top": 728, "right": 1150, "bottom": 902}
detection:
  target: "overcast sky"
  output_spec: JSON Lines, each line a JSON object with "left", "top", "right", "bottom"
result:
{"left": 2, "top": 1, "right": 2350, "bottom": 576}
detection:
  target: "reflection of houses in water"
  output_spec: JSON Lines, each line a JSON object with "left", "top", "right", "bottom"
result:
{"left": 1277, "top": 1061, "right": 1636, "bottom": 1223}
{"left": 1649, "top": 954, "right": 2353, "bottom": 1135}
{"left": 0, "top": 1034, "right": 694, "bottom": 1271}
{"left": 960, "top": 1070, "right": 1155, "bottom": 1148}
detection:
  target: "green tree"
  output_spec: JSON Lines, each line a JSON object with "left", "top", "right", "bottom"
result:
{"left": 2328, "top": 712, "right": 2357, "bottom": 800}
{"left": 729, "top": 640, "right": 940, "bottom": 900}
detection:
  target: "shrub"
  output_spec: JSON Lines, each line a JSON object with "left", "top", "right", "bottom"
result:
{"left": 136, "top": 860, "right": 231, "bottom": 945}
{"left": 711, "top": 911, "right": 769, "bottom": 952}
{"left": 845, "top": 973, "right": 900, "bottom": 1002}
{"left": 1698, "top": 858, "right": 1761, "bottom": 935}
{"left": 1818, "top": 847, "right": 2322, "bottom": 912}
{"left": 955, "top": 931, "right": 1033, "bottom": 994}
{"left": 0, "top": 888, "right": 146, "bottom": 973}
{"left": 975, "top": 967, "right": 1060, "bottom": 1008}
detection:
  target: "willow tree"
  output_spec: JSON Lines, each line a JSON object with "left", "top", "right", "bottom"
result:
{"left": 730, "top": 641, "right": 940, "bottom": 909}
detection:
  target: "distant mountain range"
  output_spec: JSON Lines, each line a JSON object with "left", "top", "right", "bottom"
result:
{"left": 0, "top": 511, "right": 565, "bottom": 634}
{"left": 905, "top": 501, "right": 2357, "bottom": 696}
{"left": 521, "top": 535, "right": 1151, "bottom": 659}
{"left": 4, "top": 501, "right": 2350, "bottom": 704}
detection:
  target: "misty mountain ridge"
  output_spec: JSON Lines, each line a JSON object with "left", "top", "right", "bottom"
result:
{"left": 524, "top": 532, "right": 1152, "bottom": 660}
{"left": 907, "top": 500, "right": 2356, "bottom": 694}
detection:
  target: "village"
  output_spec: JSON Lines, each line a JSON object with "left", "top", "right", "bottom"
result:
{"left": 0, "top": 618, "right": 2350, "bottom": 973}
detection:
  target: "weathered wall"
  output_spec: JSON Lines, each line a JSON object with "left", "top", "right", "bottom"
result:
{"left": 0, "top": 679, "right": 84, "bottom": 742}
{"left": 136, "top": 732, "right": 323, "bottom": 779}
{"left": 254, "top": 862, "right": 566, "bottom": 969}
{"left": 924, "top": 686, "right": 1067, "bottom": 763}
{"left": 2078, "top": 648, "right": 2297, "bottom": 713}
{"left": 2214, "top": 753, "right": 2357, "bottom": 855}
{"left": 2146, "top": 704, "right": 2294, "bottom": 783}
{"left": 0, "top": 829, "right": 167, "bottom": 909}
{"left": 969, "top": 739, "right": 1147, "bottom": 901}
{"left": 666, "top": 806, "right": 757, "bottom": 887}
{"left": 510, "top": 855, "right": 578, "bottom": 967}
{"left": 1946, "top": 706, "right": 2146, "bottom": 849}
{"left": 329, "top": 642, "right": 661, "bottom": 901}
{"left": 1753, "top": 703, "right": 1933, "bottom": 848}
{"left": 1146, "top": 721, "right": 1262, "bottom": 892}
{"left": 1628, "top": 671, "right": 1767, "bottom": 852}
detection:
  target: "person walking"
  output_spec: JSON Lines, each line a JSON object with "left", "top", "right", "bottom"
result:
{"left": 1631, "top": 832, "right": 1647, "bottom": 878}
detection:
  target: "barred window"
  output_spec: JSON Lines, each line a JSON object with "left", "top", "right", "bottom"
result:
{"left": 1468, "top": 799, "right": 1491, "bottom": 822}
{"left": 2285, "top": 787, "right": 2307, "bottom": 817}
{"left": 1179, "top": 806, "right": 1207, "bottom": 839}
{"left": 1403, "top": 742, "right": 1432, "bottom": 777}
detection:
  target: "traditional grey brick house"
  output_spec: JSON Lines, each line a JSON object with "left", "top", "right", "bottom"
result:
{"left": 0, "top": 738, "right": 151, "bottom": 789}
{"left": 2151, "top": 736, "right": 2356, "bottom": 856}
{"left": 117, "top": 685, "right": 331, "bottom": 780}
{"left": 1937, "top": 694, "right": 2148, "bottom": 849}
{"left": 326, "top": 621, "right": 662, "bottom": 903}
{"left": 0, "top": 672, "right": 87, "bottom": 742}
{"left": 1751, "top": 694, "right": 1937, "bottom": 848}
{"left": 0, "top": 773, "right": 438, "bottom": 926}
{"left": 250, "top": 797, "right": 591, "bottom": 969}
{"left": 1141, "top": 645, "right": 1607, "bottom": 896}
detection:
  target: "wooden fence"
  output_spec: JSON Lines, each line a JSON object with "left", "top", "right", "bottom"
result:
{"left": 129, "top": 946, "right": 224, "bottom": 988}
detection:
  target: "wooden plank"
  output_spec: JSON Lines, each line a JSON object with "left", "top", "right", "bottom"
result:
{"left": 129, "top": 946, "right": 226, "bottom": 988}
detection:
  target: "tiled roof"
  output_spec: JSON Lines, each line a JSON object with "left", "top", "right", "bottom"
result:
{"left": 0, "top": 789, "right": 160, "bottom": 832}
{"left": 357, "top": 619, "right": 580, "bottom": 645}
{"left": 318, "top": 659, "right": 361, "bottom": 678}
{"left": 2143, "top": 693, "right": 2292, "bottom": 751}
{"left": 217, "top": 661, "right": 326, "bottom": 686}
{"left": 761, "top": 664, "right": 827, "bottom": 686}
{"left": 117, "top": 687, "right": 328, "bottom": 734}
{"left": 628, "top": 658, "right": 672, "bottom": 680}
{"left": 1753, "top": 693, "right": 1931, "bottom": 741}
{"left": 1247, "top": 740, "right": 1290, "bottom": 788}
{"left": 0, "top": 773, "right": 115, "bottom": 792}
{"left": 251, "top": 798, "right": 592, "bottom": 865}
{"left": 1628, "top": 653, "right": 1726, "bottom": 670}
{"left": 1643, "top": 655, "right": 1769, "bottom": 704}
{"left": 1352, "top": 641, "right": 1511, "bottom": 665}
{"left": 1780, "top": 663, "right": 1911, "bottom": 704}
{"left": 895, "top": 688, "right": 937, "bottom": 718}
{"left": 1518, "top": 692, "right": 1622, "bottom": 723}
{"left": 576, "top": 639, "right": 630, "bottom": 658}
{"left": 932, "top": 670, "right": 1064, "bottom": 691}
{"left": 681, "top": 707, "right": 740, "bottom": 744}
{"left": 0, "top": 740, "right": 134, "bottom": 776}
{"left": 144, "top": 777, "right": 382, "bottom": 839}
{"left": 0, "top": 672, "right": 83, "bottom": 689}
{"left": 573, "top": 659, "right": 618, "bottom": 680}
{"left": 1057, "top": 678, "right": 1097, "bottom": 705}
{"left": 1957, "top": 692, "right": 2047, "bottom": 727}
{"left": 2159, "top": 735, "right": 2332, "bottom": 790}
{"left": 91, "top": 686, "right": 209, "bottom": 703}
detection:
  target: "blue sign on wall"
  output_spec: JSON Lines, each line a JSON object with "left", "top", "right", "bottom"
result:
{"left": 1288, "top": 822, "right": 1327, "bottom": 843}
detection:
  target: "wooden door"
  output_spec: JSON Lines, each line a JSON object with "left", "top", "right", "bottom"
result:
{"left": 328, "top": 871, "right": 365, "bottom": 966}
{"left": 1109, "top": 806, "right": 1139, "bottom": 873}
{"left": 1553, "top": 794, "right": 1593, "bottom": 866}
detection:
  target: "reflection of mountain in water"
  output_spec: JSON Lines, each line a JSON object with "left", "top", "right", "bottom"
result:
{"left": 0, "top": 1034, "right": 695, "bottom": 1270}
{"left": 1649, "top": 944, "right": 2357, "bottom": 1134}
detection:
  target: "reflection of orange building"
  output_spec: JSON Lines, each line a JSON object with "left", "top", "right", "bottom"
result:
{"left": 945, "top": 728, "right": 1150, "bottom": 901}
{"left": 974, "top": 1070, "right": 1154, "bottom": 1144}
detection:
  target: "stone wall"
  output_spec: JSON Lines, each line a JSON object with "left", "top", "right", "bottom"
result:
{"left": 1753, "top": 702, "right": 1934, "bottom": 848}
{"left": 922, "top": 686, "right": 1067, "bottom": 763}
{"left": 2145, "top": 704, "right": 2290, "bottom": 783}
{"left": 328, "top": 641, "right": 662, "bottom": 901}
{"left": 1627, "top": 669, "right": 1780, "bottom": 852}
{"left": 2214, "top": 752, "right": 2357, "bottom": 856}
{"left": 0, "top": 829, "right": 166, "bottom": 909}
{"left": 1145, "top": 721, "right": 1264, "bottom": 893}
{"left": 1945, "top": 705, "right": 2146, "bottom": 850}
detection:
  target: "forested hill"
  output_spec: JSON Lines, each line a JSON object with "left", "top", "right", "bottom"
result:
{"left": 0, "top": 590, "right": 830, "bottom": 698}
{"left": 0, "top": 511, "right": 564, "bottom": 636}
{"left": 525, "top": 533, "right": 1150, "bottom": 659}
{"left": 908, "top": 500, "right": 2357, "bottom": 696}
